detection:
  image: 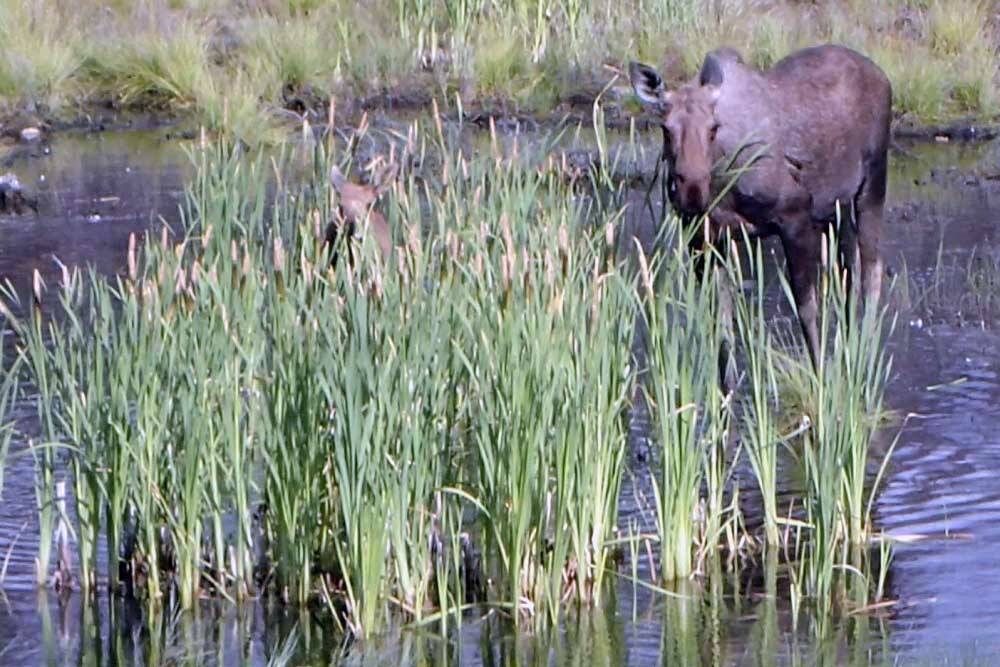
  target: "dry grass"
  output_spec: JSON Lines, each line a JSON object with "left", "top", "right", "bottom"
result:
{"left": 0, "top": 1, "right": 83, "bottom": 107}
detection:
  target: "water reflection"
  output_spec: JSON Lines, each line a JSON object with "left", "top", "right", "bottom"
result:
{"left": 0, "top": 570, "right": 905, "bottom": 666}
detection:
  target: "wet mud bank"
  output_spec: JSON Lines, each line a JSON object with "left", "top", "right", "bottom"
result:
{"left": 5, "top": 90, "right": 999, "bottom": 154}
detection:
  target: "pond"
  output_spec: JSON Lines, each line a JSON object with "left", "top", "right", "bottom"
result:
{"left": 0, "top": 123, "right": 998, "bottom": 665}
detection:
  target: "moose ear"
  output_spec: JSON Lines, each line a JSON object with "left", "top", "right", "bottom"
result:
{"left": 699, "top": 53, "right": 725, "bottom": 88}
{"left": 372, "top": 162, "right": 399, "bottom": 198}
{"left": 628, "top": 62, "right": 667, "bottom": 107}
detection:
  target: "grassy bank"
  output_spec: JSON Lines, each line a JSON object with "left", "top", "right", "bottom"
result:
{"left": 0, "top": 0, "right": 997, "bottom": 145}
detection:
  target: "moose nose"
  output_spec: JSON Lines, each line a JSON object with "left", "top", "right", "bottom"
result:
{"left": 685, "top": 183, "right": 707, "bottom": 212}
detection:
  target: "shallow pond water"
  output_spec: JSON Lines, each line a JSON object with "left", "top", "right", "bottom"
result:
{"left": 0, "top": 130, "right": 191, "bottom": 311}
{"left": 1, "top": 126, "right": 999, "bottom": 665}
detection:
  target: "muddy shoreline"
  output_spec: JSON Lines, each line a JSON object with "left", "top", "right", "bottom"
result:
{"left": 3, "top": 91, "right": 999, "bottom": 156}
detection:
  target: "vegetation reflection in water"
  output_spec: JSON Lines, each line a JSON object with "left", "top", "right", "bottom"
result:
{"left": 0, "top": 105, "right": 898, "bottom": 659}
{"left": 24, "top": 563, "right": 912, "bottom": 666}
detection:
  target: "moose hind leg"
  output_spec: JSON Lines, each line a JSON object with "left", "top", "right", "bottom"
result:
{"left": 836, "top": 199, "right": 861, "bottom": 306}
{"left": 856, "top": 156, "right": 887, "bottom": 311}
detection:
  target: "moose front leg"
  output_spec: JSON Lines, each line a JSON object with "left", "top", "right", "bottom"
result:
{"left": 780, "top": 218, "right": 823, "bottom": 371}
{"left": 700, "top": 207, "right": 757, "bottom": 396}
{"left": 685, "top": 207, "right": 761, "bottom": 395}
{"left": 703, "top": 207, "right": 766, "bottom": 395}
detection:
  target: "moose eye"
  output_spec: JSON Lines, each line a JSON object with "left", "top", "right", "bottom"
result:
{"left": 708, "top": 123, "right": 720, "bottom": 142}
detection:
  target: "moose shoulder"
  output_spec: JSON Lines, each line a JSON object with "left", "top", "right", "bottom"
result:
{"left": 629, "top": 44, "right": 892, "bottom": 368}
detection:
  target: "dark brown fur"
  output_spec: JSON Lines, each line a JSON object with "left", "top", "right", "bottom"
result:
{"left": 629, "top": 44, "right": 892, "bottom": 369}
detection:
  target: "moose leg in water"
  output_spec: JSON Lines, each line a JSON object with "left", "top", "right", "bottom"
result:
{"left": 836, "top": 201, "right": 861, "bottom": 305}
{"left": 706, "top": 209, "right": 761, "bottom": 396}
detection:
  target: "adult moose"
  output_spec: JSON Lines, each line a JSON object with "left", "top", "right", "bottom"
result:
{"left": 628, "top": 45, "right": 892, "bottom": 369}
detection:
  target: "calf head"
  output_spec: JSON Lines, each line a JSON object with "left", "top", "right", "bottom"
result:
{"left": 327, "top": 160, "right": 399, "bottom": 263}
{"left": 329, "top": 161, "right": 398, "bottom": 223}
{"left": 628, "top": 56, "right": 724, "bottom": 218}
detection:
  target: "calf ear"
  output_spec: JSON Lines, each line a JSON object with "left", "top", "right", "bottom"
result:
{"left": 372, "top": 162, "right": 399, "bottom": 198}
{"left": 628, "top": 62, "right": 667, "bottom": 107}
{"left": 329, "top": 164, "right": 348, "bottom": 193}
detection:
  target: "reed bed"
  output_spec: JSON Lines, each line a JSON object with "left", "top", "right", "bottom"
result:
{"left": 715, "top": 218, "right": 896, "bottom": 622}
{"left": 623, "top": 206, "right": 895, "bottom": 623}
{"left": 5, "top": 119, "right": 639, "bottom": 635}
{"left": 729, "top": 238, "right": 781, "bottom": 548}
{"left": 792, "top": 228, "right": 896, "bottom": 617}
{"left": 638, "top": 220, "right": 734, "bottom": 582}
{"left": 1, "top": 108, "right": 899, "bottom": 641}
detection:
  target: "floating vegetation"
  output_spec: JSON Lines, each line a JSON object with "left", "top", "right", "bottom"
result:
{"left": 899, "top": 239, "right": 1000, "bottom": 327}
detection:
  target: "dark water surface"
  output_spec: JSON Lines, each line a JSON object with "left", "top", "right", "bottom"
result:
{"left": 0, "top": 130, "right": 190, "bottom": 307}
{"left": 1, "top": 128, "right": 999, "bottom": 665}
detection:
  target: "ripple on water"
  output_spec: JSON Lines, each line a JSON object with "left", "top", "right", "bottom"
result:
{"left": 879, "top": 323, "right": 1000, "bottom": 657}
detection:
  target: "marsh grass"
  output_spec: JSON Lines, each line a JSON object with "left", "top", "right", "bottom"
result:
{"left": 245, "top": 16, "right": 338, "bottom": 93}
{"left": 628, "top": 195, "right": 896, "bottom": 611}
{"left": 638, "top": 219, "right": 735, "bottom": 582}
{"left": 416, "top": 119, "right": 638, "bottom": 628}
{"left": 6, "top": 111, "right": 641, "bottom": 636}
{"left": 927, "top": 0, "right": 989, "bottom": 57}
{"left": 462, "top": 216, "right": 635, "bottom": 625}
{"left": 0, "top": 1, "right": 82, "bottom": 107}
{"left": 767, "top": 226, "right": 895, "bottom": 615}
{"left": 5, "top": 101, "right": 901, "bottom": 642}
{"left": 729, "top": 238, "right": 781, "bottom": 548}
{"left": 107, "top": 21, "right": 211, "bottom": 109}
